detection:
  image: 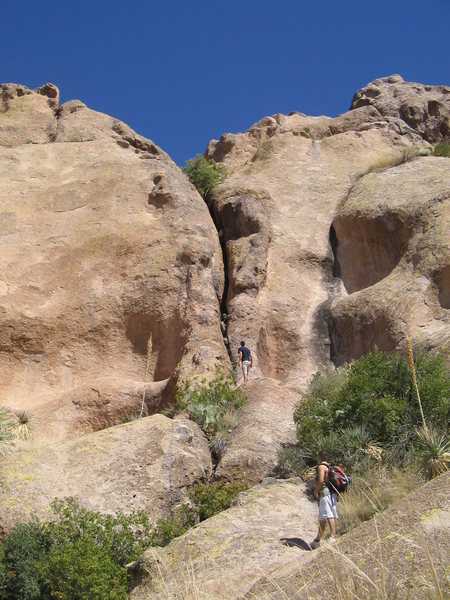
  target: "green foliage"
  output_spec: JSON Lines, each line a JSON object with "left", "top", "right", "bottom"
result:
{"left": 294, "top": 349, "right": 449, "bottom": 468}
{"left": 414, "top": 425, "right": 450, "bottom": 480}
{"left": 276, "top": 445, "right": 308, "bottom": 478}
{"left": 432, "top": 142, "right": 450, "bottom": 157}
{"left": 182, "top": 154, "right": 227, "bottom": 198}
{"left": 176, "top": 369, "right": 246, "bottom": 438}
{"left": 41, "top": 536, "right": 127, "bottom": 600}
{"left": 149, "top": 505, "right": 196, "bottom": 547}
{"left": 188, "top": 481, "right": 249, "bottom": 521}
{"left": 0, "top": 520, "right": 50, "bottom": 599}
{"left": 0, "top": 498, "right": 153, "bottom": 599}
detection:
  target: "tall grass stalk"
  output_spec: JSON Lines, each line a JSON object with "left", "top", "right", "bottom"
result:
{"left": 405, "top": 337, "right": 427, "bottom": 431}
{"left": 139, "top": 334, "right": 152, "bottom": 418}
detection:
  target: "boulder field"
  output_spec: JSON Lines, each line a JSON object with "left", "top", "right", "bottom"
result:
{"left": 0, "top": 75, "right": 449, "bottom": 527}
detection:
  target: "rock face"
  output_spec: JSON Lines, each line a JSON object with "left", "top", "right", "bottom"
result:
{"left": 0, "top": 83, "right": 228, "bottom": 442}
{"left": 0, "top": 76, "right": 448, "bottom": 490}
{"left": 206, "top": 76, "right": 449, "bottom": 479}
{"left": 132, "top": 472, "right": 449, "bottom": 600}
{"left": 131, "top": 478, "right": 317, "bottom": 599}
{"left": 350, "top": 74, "right": 450, "bottom": 143}
{"left": 0, "top": 414, "right": 212, "bottom": 532}
{"left": 247, "top": 471, "right": 450, "bottom": 599}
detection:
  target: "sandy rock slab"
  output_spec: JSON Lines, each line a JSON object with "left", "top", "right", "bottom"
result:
{"left": 215, "top": 378, "right": 300, "bottom": 483}
{"left": 246, "top": 471, "right": 450, "bottom": 599}
{"left": 0, "top": 415, "right": 212, "bottom": 532}
{"left": 131, "top": 479, "right": 317, "bottom": 600}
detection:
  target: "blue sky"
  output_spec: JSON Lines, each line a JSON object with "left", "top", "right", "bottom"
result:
{"left": 1, "top": 0, "right": 449, "bottom": 164}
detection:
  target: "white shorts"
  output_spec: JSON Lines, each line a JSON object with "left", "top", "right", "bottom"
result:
{"left": 242, "top": 360, "right": 251, "bottom": 375}
{"left": 319, "top": 493, "right": 338, "bottom": 521}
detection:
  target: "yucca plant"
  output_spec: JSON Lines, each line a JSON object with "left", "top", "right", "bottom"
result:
{"left": 415, "top": 425, "right": 450, "bottom": 480}
{"left": 12, "top": 410, "right": 34, "bottom": 440}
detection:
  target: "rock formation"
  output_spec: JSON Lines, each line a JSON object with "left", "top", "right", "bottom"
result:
{"left": 0, "top": 414, "right": 212, "bottom": 531}
{"left": 206, "top": 76, "right": 449, "bottom": 480}
{"left": 0, "top": 76, "right": 448, "bottom": 521}
{"left": 131, "top": 471, "right": 449, "bottom": 599}
{"left": 0, "top": 83, "right": 229, "bottom": 442}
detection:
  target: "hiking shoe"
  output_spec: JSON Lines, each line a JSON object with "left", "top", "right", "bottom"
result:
{"left": 309, "top": 539, "right": 320, "bottom": 550}
{"left": 328, "top": 537, "right": 337, "bottom": 544}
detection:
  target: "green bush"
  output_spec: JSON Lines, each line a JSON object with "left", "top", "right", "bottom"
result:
{"left": 148, "top": 505, "right": 196, "bottom": 547}
{"left": 41, "top": 536, "right": 127, "bottom": 600}
{"left": 0, "top": 498, "right": 153, "bottom": 599}
{"left": 176, "top": 369, "right": 246, "bottom": 438}
{"left": 188, "top": 481, "right": 249, "bottom": 521}
{"left": 0, "top": 520, "right": 50, "bottom": 599}
{"left": 276, "top": 445, "right": 308, "bottom": 478}
{"left": 182, "top": 154, "right": 227, "bottom": 198}
{"left": 432, "top": 142, "right": 450, "bottom": 157}
{"left": 294, "top": 349, "right": 449, "bottom": 467}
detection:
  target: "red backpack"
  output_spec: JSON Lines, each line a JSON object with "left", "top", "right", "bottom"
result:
{"left": 326, "top": 464, "right": 351, "bottom": 493}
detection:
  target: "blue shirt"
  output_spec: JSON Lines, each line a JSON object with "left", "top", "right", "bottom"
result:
{"left": 238, "top": 346, "right": 251, "bottom": 361}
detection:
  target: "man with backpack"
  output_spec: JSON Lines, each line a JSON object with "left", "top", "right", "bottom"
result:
{"left": 309, "top": 450, "right": 338, "bottom": 549}
{"left": 237, "top": 341, "right": 252, "bottom": 383}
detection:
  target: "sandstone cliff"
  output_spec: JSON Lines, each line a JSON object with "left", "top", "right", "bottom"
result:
{"left": 0, "top": 76, "right": 449, "bottom": 521}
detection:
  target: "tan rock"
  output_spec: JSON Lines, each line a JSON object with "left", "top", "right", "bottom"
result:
{"left": 0, "top": 414, "right": 212, "bottom": 531}
{"left": 330, "top": 158, "right": 450, "bottom": 364}
{"left": 0, "top": 85, "right": 228, "bottom": 441}
{"left": 131, "top": 478, "right": 317, "bottom": 599}
{"left": 207, "top": 78, "right": 449, "bottom": 480}
{"left": 350, "top": 74, "right": 450, "bottom": 143}
{"left": 0, "top": 83, "right": 59, "bottom": 147}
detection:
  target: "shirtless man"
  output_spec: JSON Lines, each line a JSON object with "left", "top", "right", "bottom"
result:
{"left": 237, "top": 341, "right": 252, "bottom": 383}
{"left": 309, "top": 450, "right": 338, "bottom": 549}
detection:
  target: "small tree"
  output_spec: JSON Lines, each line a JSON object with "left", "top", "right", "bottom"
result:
{"left": 182, "top": 154, "right": 227, "bottom": 198}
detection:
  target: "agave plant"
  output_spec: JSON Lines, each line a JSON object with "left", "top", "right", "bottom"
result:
{"left": 415, "top": 425, "right": 450, "bottom": 480}
{"left": 12, "top": 410, "right": 34, "bottom": 440}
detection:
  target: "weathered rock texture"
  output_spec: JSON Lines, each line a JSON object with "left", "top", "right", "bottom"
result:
{"left": 131, "top": 478, "right": 317, "bottom": 599}
{"left": 246, "top": 471, "right": 450, "bottom": 599}
{"left": 0, "top": 83, "right": 228, "bottom": 441}
{"left": 350, "top": 74, "right": 450, "bottom": 143}
{"left": 132, "top": 473, "right": 450, "bottom": 599}
{"left": 0, "top": 414, "right": 212, "bottom": 532}
{"left": 206, "top": 76, "right": 449, "bottom": 480}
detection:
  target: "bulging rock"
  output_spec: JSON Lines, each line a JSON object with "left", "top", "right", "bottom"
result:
{"left": 350, "top": 74, "right": 450, "bottom": 143}
{"left": 0, "top": 414, "right": 212, "bottom": 531}
{"left": 0, "top": 85, "right": 229, "bottom": 442}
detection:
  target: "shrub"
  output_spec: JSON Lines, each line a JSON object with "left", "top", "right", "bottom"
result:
{"left": 41, "top": 536, "right": 127, "bottom": 600}
{"left": 276, "top": 445, "right": 308, "bottom": 478}
{"left": 176, "top": 369, "right": 246, "bottom": 438}
{"left": 0, "top": 520, "right": 50, "bottom": 599}
{"left": 0, "top": 498, "right": 154, "bottom": 599}
{"left": 149, "top": 505, "right": 197, "bottom": 547}
{"left": 432, "top": 142, "right": 450, "bottom": 157}
{"left": 188, "top": 481, "right": 249, "bottom": 521}
{"left": 182, "top": 154, "right": 227, "bottom": 198}
{"left": 294, "top": 349, "right": 449, "bottom": 466}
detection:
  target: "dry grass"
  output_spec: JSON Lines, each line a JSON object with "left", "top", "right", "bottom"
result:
{"left": 364, "top": 148, "right": 420, "bottom": 174}
{"left": 338, "top": 467, "right": 421, "bottom": 534}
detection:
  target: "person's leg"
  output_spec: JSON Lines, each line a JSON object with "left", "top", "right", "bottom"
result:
{"left": 316, "top": 519, "right": 327, "bottom": 541}
{"left": 327, "top": 517, "right": 336, "bottom": 537}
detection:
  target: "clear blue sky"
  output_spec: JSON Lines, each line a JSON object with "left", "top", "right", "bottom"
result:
{"left": 1, "top": 0, "right": 449, "bottom": 164}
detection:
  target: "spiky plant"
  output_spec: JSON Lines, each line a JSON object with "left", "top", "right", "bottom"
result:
{"left": 12, "top": 410, "right": 34, "bottom": 440}
{"left": 415, "top": 425, "right": 450, "bottom": 480}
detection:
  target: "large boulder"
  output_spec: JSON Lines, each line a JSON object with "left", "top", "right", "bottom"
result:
{"left": 0, "top": 414, "right": 212, "bottom": 532}
{"left": 0, "top": 83, "right": 229, "bottom": 442}
{"left": 329, "top": 158, "right": 450, "bottom": 364}
{"left": 131, "top": 478, "right": 317, "bottom": 599}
